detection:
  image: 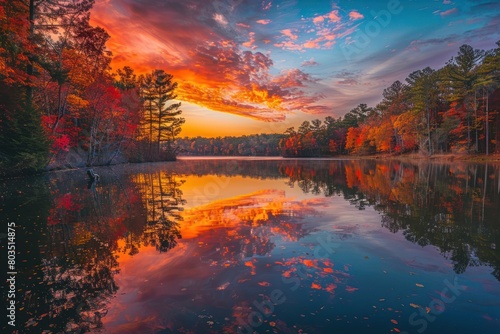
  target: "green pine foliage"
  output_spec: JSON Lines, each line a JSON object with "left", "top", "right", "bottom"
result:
{"left": 0, "top": 83, "right": 48, "bottom": 176}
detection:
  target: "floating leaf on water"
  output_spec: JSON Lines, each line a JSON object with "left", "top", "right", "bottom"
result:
{"left": 303, "top": 259, "right": 316, "bottom": 267}
{"left": 345, "top": 286, "right": 359, "bottom": 292}
{"left": 326, "top": 283, "right": 337, "bottom": 293}
{"left": 217, "top": 282, "right": 230, "bottom": 290}
{"left": 311, "top": 283, "right": 321, "bottom": 290}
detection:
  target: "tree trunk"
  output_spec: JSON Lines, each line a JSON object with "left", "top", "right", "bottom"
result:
{"left": 485, "top": 89, "right": 489, "bottom": 156}
{"left": 426, "top": 97, "right": 432, "bottom": 155}
{"left": 149, "top": 101, "right": 153, "bottom": 160}
{"left": 474, "top": 90, "right": 478, "bottom": 153}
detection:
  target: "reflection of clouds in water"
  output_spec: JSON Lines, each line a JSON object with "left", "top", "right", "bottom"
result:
{"left": 103, "top": 186, "right": 343, "bottom": 332}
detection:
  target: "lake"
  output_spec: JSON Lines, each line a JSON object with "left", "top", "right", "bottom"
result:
{"left": 1, "top": 158, "right": 499, "bottom": 334}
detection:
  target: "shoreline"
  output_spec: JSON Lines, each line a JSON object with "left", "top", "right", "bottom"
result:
{"left": 357, "top": 152, "right": 500, "bottom": 164}
{"left": 2, "top": 153, "right": 500, "bottom": 179}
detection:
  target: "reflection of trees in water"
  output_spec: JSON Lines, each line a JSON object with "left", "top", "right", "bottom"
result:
{"left": 33, "top": 169, "right": 186, "bottom": 333}
{"left": 11, "top": 168, "right": 187, "bottom": 332}
{"left": 36, "top": 224, "right": 119, "bottom": 332}
{"left": 119, "top": 171, "right": 186, "bottom": 255}
{"left": 280, "top": 160, "right": 500, "bottom": 281}
{"left": 0, "top": 175, "right": 125, "bottom": 332}
{"left": 34, "top": 172, "right": 140, "bottom": 333}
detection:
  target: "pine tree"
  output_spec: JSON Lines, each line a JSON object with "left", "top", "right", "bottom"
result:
{"left": 138, "top": 70, "right": 184, "bottom": 161}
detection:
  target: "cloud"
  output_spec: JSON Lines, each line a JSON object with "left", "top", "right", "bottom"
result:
{"left": 440, "top": 8, "right": 458, "bottom": 16}
{"left": 89, "top": 0, "right": 332, "bottom": 121}
{"left": 337, "top": 78, "right": 359, "bottom": 85}
{"left": 273, "top": 69, "right": 317, "bottom": 87}
{"left": 303, "top": 38, "right": 323, "bottom": 49}
{"left": 313, "top": 15, "right": 325, "bottom": 25}
{"left": 301, "top": 59, "right": 319, "bottom": 67}
{"left": 327, "top": 10, "right": 341, "bottom": 23}
{"left": 302, "top": 105, "right": 331, "bottom": 114}
{"left": 349, "top": 11, "right": 364, "bottom": 20}
{"left": 256, "top": 19, "right": 271, "bottom": 25}
{"left": 311, "top": 10, "right": 342, "bottom": 26}
{"left": 242, "top": 32, "right": 256, "bottom": 49}
{"left": 174, "top": 41, "right": 327, "bottom": 121}
{"left": 281, "top": 28, "right": 298, "bottom": 40}
{"left": 213, "top": 13, "right": 228, "bottom": 25}
{"left": 237, "top": 22, "right": 250, "bottom": 29}
{"left": 333, "top": 70, "right": 361, "bottom": 86}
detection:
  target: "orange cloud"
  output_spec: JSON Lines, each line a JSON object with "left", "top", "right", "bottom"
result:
{"left": 349, "top": 10, "right": 364, "bottom": 20}
{"left": 281, "top": 28, "right": 299, "bottom": 40}
{"left": 327, "top": 10, "right": 341, "bottom": 22}
{"left": 256, "top": 19, "right": 271, "bottom": 25}
{"left": 90, "top": 0, "right": 329, "bottom": 123}
{"left": 242, "top": 32, "right": 256, "bottom": 49}
{"left": 313, "top": 15, "right": 325, "bottom": 25}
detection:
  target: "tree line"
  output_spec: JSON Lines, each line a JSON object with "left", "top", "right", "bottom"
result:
{"left": 280, "top": 43, "right": 500, "bottom": 157}
{"left": 176, "top": 134, "right": 284, "bottom": 156}
{"left": 0, "top": 0, "right": 184, "bottom": 176}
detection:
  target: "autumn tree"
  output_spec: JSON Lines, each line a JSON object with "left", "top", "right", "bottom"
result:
{"left": 0, "top": 0, "right": 48, "bottom": 175}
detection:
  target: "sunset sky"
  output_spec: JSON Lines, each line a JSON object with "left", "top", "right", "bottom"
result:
{"left": 90, "top": 0, "right": 500, "bottom": 137}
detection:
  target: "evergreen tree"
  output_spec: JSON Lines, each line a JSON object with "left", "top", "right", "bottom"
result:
{"left": 138, "top": 70, "right": 184, "bottom": 161}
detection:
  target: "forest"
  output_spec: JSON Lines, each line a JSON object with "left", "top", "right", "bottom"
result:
{"left": 176, "top": 134, "right": 285, "bottom": 156}
{"left": 280, "top": 43, "right": 500, "bottom": 157}
{"left": 0, "top": 0, "right": 184, "bottom": 176}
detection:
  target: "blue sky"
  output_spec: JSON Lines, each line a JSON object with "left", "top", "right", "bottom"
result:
{"left": 91, "top": 0, "right": 500, "bottom": 136}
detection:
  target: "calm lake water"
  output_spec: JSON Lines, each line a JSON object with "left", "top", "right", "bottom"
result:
{"left": 1, "top": 158, "right": 500, "bottom": 334}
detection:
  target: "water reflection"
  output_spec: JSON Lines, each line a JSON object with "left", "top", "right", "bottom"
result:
{"left": 278, "top": 160, "right": 500, "bottom": 280}
{"left": 1, "top": 159, "right": 499, "bottom": 333}
{"left": 125, "top": 172, "right": 185, "bottom": 254}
